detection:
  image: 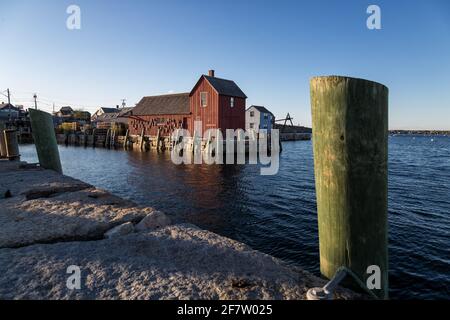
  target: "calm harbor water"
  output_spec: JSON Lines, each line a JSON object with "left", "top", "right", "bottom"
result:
{"left": 19, "top": 135, "right": 450, "bottom": 299}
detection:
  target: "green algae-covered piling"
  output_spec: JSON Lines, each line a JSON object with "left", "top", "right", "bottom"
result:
{"left": 124, "top": 129, "right": 129, "bottom": 150}
{"left": 3, "top": 129, "right": 20, "bottom": 160}
{"left": 0, "top": 123, "right": 6, "bottom": 158}
{"left": 29, "top": 109, "right": 63, "bottom": 174}
{"left": 310, "top": 76, "right": 389, "bottom": 299}
{"left": 139, "top": 129, "right": 145, "bottom": 151}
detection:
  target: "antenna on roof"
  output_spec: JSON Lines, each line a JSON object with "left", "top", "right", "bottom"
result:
{"left": 121, "top": 99, "right": 126, "bottom": 108}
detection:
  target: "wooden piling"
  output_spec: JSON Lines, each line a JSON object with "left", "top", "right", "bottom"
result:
{"left": 156, "top": 129, "right": 161, "bottom": 151}
{"left": 3, "top": 129, "right": 20, "bottom": 160}
{"left": 29, "top": 109, "right": 63, "bottom": 174}
{"left": 310, "top": 76, "right": 389, "bottom": 299}
{"left": 105, "top": 129, "right": 110, "bottom": 148}
{"left": 124, "top": 130, "right": 129, "bottom": 150}
{"left": 205, "top": 133, "right": 212, "bottom": 156}
{"left": 111, "top": 130, "right": 115, "bottom": 149}
{"left": 139, "top": 129, "right": 145, "bottom": 151}
{"left": 192, "top": 131, "right": 197, "bottom": 155}
{"left": 0, "top": 123, "right": 6, "bottom": 158}
{"left": 92, "top": 129, "right": 96, "bottom": 148}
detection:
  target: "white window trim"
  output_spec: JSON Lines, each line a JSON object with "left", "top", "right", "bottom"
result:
{"left": 230, "top": 97, "right": 235, "bottom": 108}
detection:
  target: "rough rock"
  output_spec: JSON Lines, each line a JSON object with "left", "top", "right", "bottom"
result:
{"left": 0, "top": 161, "right": 364, "bottom": 300}
{"left": 0, "top": 163, "right": 153, "bottom": 248}
{"left": 0, "top": 224, "right": 361, "bottom": 300}
{"left": 104, "top": 222, "right": 135, "bottom": 239}
{"left": 135, "top": 211, "right": 172, "bottom": 231}
{"left": 0, "top": 163, "right": 83, "bottom": 198}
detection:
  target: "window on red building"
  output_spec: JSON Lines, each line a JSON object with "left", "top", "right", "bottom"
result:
{"left": 200, "top": 92, "right": 208, "bottom": 107}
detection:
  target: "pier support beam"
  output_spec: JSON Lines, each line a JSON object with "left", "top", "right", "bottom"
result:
{"left": 124, "top": 130, "right": 129, "bottom": 150}
{"left": 310, "top": 76, "right": 389, "bottom": 299}
{"left": 105, "top": 129, "right": 111, "bottom": 148}
{"left": 139, "top": 129, "right": 145, "bottom": 151}
{"left": 156, "top": 129, "right": 161, "bottom": 151}
{"left": 111, "top": 130, "right": 115, "bottom": 149}
{"left": 92, "top": 129, "right": 96, "bottom": 148}
{"left": 0, "top": 123, "right": 6, "bottom": 158}
{"left": 3, "top": 129, "right": 20, "bottom": 160}
{"left": 29, "top": 109, "right": 63, "bottom": 174}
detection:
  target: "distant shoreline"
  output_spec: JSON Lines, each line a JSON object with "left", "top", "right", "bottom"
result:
{"left": 389, "top": 130, "right": 450, "bottom": 135}
{"left": 272, "top": 125, "right": 449, "bottom": 136}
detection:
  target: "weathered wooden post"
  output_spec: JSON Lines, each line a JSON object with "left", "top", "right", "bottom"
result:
{"left": 0, "top": 123, "right": 6, "bottom": 158}
{"left": 83, "top": 132, "right": 86, "bottom": 147}
{"left": 3, "top": 129, "right": 20, "bottom": 160}
{"left": 310, "top": 76, "right": 389, "bottom": 299}
{"left": 29, "top": 109, "right": 63, "bottom": 174}
{"left": 124, "top": 129, "right": 129, "bottom": 150}
{"left": 92, "top": 128, "right": 96, "bottom": 148}
{"left": 156, "top": 128, "right": 161, "bottom": 151}
{"left": 192, "top": 131, "right": 197, "bottom": 155}
{"left": 105, "top": 129, "right": 110, "bottom": 148}
{"left": 110, "top": 130, "right": 115, "bottom": 149}
{"left": 139, "top": 129, "right": 145, "bottom": 151}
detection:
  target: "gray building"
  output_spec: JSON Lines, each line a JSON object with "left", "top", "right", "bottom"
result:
{"left": 245, "top": 105, "right": 274, "bottom": 133}
{"left": 0, "top": 103, "right": 20, "bottom": 122}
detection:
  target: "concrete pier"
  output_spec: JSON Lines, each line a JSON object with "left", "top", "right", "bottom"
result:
{"left": 0, "top": 159, "right": 362, "bottom": 300}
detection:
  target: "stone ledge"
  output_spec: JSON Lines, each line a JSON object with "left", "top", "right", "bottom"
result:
{"left": 0, "top": 161, "right": 363, "bottom": 300}
{"left": 0, "top": 224, "right": 360, "bottom": 300}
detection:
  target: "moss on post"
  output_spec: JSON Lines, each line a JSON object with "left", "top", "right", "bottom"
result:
{"left": 29, "top": 109, "right": 62, "bottom": 174}
{"left": 310, "top": 76, "right": 389, "bottom": 299}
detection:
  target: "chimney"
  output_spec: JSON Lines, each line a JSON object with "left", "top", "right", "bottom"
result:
{"left": 208, "top": 70, "right": 215, "bottom": 77}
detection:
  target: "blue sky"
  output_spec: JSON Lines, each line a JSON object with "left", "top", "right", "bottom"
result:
{"left": 1, "top": 0, "right": 449, "bottom": 129}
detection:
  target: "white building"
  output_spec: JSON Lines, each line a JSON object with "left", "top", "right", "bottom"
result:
{"left": 245, "top": 105, "right": 274, "bottom": 133}
{"left": 91, "top": 107, "right": 121, "bottom": 122}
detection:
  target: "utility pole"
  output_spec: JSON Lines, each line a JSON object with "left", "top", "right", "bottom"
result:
{"left": 121, "top": 99, "right": 126, "bottom": 109}
{"left": 33, "top": 94, "right": 38, "bottom": 110}
{"left": 7, "top": 88, "right": 11, "bottom": 122}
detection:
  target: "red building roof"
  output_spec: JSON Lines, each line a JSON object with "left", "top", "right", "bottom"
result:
{"left": 190, "top": 75, "right": 247, "bottom": 99}
{"left": 132, "top": 93, "right": 190, "bottom": 116}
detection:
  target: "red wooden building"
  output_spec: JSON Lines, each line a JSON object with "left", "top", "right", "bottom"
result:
{"left": 128, "top": 70, "right": 247, "bottom": 137}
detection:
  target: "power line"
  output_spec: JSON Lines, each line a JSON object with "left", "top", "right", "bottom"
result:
{"left": 37, "top": 96, "right": 99, "bottom": 110}
{"left": 3, "top": 89, "right": 97, "bottom": 109}
{"left": 3, "top": 88, "right": 127, "bottom": 113}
